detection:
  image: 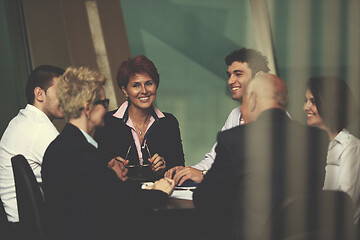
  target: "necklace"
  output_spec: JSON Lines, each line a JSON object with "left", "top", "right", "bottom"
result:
{"left": 134, "top": 115, "right": 150, "bottom": 136}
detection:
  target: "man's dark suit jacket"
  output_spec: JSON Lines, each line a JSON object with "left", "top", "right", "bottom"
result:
{"left": 42, "top": 124, "right": 168, "bottom": 240}
{"left": 193, "top": 109, "right": 328, "bottom": 240}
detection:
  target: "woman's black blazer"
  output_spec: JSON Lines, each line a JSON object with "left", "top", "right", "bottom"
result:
{"left": 95, "top": 110, "right": 185, "bottom": 172}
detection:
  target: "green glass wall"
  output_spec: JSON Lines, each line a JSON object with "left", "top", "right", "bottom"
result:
{"left": 120, "top": 0, "right": 256, "bottom": 165}
{"left": 0, "top": 0, "right": 30, "bottom": 136}
{"left": 268, "top": 0, "right": 360, "bottom": 128}
{"left": 1, "top": 0, "right": 358, "bottom": 165}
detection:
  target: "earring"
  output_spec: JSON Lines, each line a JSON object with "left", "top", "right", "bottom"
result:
{"left": 88, "top": 115, "right": 91, "bottom": 120}
{"left": 126, "top": 96, "right": 129, "bottom": 101}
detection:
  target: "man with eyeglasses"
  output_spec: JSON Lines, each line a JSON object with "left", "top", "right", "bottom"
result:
{"left": 0, "top": 65, "right": 65, "bottom": 224}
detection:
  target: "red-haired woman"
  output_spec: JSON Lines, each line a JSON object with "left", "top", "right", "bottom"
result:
{"left": 95, "top": 55, "right": 185, "bottom": 181}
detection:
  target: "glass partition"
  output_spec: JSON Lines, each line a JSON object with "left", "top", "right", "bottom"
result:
{"left": 120, "top": 0, "right": 256, "bottom": 165}
{"left": 0, "top": 0, "right": 30, "bottom": 136}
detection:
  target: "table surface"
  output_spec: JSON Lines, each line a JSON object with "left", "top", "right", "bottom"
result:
{"left": 162, "top": 198, "right": 194, "bottom": 210}
{"left": 152, "top": 197, "right": 205, "bottom": 240}
{"left": 152, "top": 196, "right": 195, "bottom": 213}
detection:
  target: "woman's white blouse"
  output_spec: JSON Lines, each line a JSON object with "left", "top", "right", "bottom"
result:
{"left": 323, "top": 129, "right": 360, "bottom": 223}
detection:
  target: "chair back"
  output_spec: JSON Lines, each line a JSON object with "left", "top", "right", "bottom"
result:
{"left": 0, "top": 195, "right": 11, "bottom": 239}
{"left": 11, "top": 154, "right": 46, "bottom": 240}
{"left": 264, "top": 190, "right": 355, "bottom": 240}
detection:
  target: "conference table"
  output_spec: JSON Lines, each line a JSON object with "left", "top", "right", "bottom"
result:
{"left": 156, "top": 197, "right": 194, "bottom": 210}
{"left": 151, "top": 189, "right": 208, "bottom": 240}
{"left": 157, "top": 187, "right": 195, "bottom": 208}
{"left": 128, "top": 177, "right": 207, "bottom": 239}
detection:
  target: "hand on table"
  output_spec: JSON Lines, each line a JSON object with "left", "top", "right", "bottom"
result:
{"left": 149, "top": 153, "right": 166, "bottom": 172}
{"left": 164, "top": 166, "right": 184, "bottom": 179}
{"left": 172, "top": 166, "right": 204, "bottom": 186}
{"left": 107, "top": 156, "right": 128, "bottom": 182}
{"left": 149, "top": 178, "right": 175, "bottom": 195}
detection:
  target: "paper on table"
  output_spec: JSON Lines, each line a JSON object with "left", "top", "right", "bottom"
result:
{"left": 142, "top": 182, "right": 194, "bottom": 200}
{"left": 170, "top": 189, "right": 193, "bottom": 200}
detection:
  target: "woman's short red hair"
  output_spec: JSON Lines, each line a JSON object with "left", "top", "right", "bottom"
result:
{"left": 116, "top": 55, "right": 160, "bottom": 89}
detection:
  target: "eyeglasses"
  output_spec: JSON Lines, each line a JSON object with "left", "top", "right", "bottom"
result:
{"left": 124, "top": 142, "right": 152, "bottom": 167}
{"left": 94, "top": 99, "right": 109, "bottom": 109}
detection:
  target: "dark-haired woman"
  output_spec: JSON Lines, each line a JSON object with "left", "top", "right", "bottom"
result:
{"left": 303, "top": 76, "right": 360, "bottom": 223}
{"left": 95, "top": 55, "right": 185, "bottom": 181}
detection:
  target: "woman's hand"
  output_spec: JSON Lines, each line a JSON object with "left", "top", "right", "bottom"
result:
{"left": 107, "top": 156, "right": 128, "bottom": 182}
{"left": 149, "top": 153, "right": 166, "bottom": 172}
{"left": 149, "top": 178, "right": 175, "bottom": 195}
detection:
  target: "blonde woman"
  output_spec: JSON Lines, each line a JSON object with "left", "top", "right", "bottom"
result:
{"left": 41, "top": 67, "right": 174, "bottom": 240}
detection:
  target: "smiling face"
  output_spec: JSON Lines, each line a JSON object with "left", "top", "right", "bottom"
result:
{"left": 121, "top": 73, "right": 157, "bottom": 111}
{"left": 227, "top": 61, "right": 253, "bottom": 102}
{"left": 303, "top": 89, "right": 326, "bottom": 130}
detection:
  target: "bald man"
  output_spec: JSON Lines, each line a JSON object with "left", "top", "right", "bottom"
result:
{"left": 193, "top": 73, "right": 328, "bottom": 240}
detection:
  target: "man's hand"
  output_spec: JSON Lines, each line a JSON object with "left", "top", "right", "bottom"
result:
{"left": 164, "top": 166, "right": 184, "bottom": 178}
{"left": 107, "top": 156, "right": 128, "bottom": 182}
{"left": 173, "top": 166, "right": 204, "bottom": 186}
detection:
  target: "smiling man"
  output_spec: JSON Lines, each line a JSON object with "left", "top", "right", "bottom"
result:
{"left": 0, "top": 65, "right": 65, "bottom": 224}
{"left": 165, "top": 48, "right": 270, "bottom": 185}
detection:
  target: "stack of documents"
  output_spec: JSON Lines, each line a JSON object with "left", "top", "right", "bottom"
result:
{"left": 170, "top": 186, "right": 196, "bottom": 200}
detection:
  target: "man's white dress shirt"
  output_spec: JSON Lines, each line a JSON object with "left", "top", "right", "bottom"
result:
{"left": 0, "top": 104, "right": 59, "bottom": 222}
{"left": 192, "top": 106, "right": 291, "bottom": 171}
{"left": 192, "top": 107, "right": 241, "bottom": 170}
{"left": 323, "top": 129, "right": 360, "bottom": 223}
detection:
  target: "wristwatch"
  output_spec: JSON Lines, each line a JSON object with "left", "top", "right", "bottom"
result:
{"left": 201, "top": 170, "right": 208, "bottom": 176}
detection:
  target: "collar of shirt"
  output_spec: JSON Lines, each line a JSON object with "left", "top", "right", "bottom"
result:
{"left": 328, "top": 129, "right": 349, "bottom": 151}
{"left": 25, "top": 104, "right": 53, "bottom": 123}
{"left": 327, "top": 129, "right": 350, "bottom": 166}
{"left": 112, "top": 101, "right": 165, "bottom": 120}
{"left": 79, "top": 128, "right": 98, "bottom": 148}
{"left": 111, "top": 101, "right": 165, "bottom": 165}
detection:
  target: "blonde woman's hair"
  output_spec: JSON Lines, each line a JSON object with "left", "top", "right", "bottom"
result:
{"left": 56, "top": 67, "right": 106, "bottom": 121}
